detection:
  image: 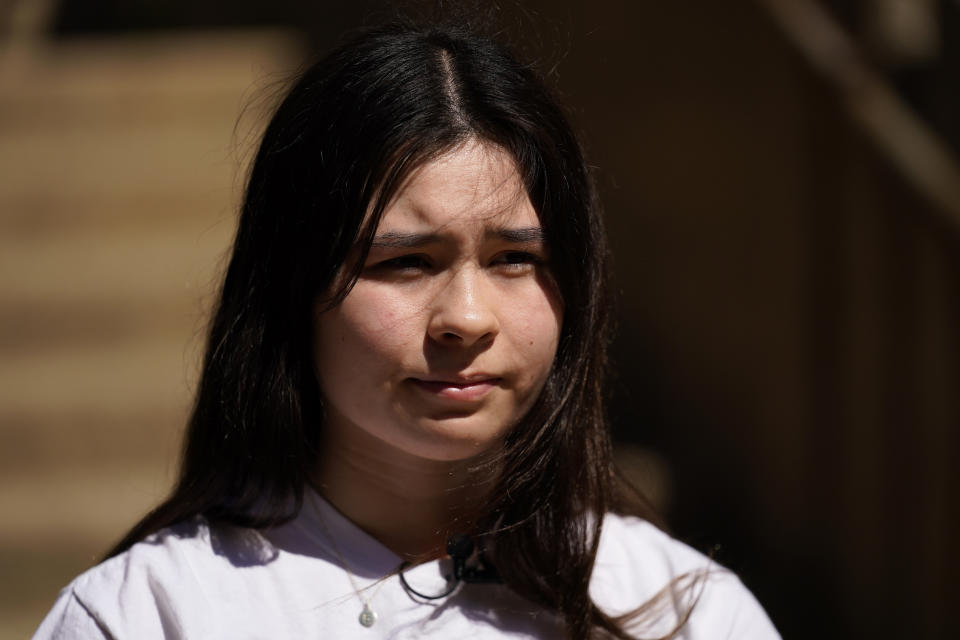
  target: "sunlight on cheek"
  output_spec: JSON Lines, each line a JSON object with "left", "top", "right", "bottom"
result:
{"left": 516, "top": 294, "right": 562, "bottom": 344}
{"left": 341, "top": 288, "right": 423, "bottom": 336}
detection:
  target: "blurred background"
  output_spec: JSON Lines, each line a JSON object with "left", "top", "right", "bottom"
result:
{"left": 1, "top": 0, "right": 957, "bottom": 638}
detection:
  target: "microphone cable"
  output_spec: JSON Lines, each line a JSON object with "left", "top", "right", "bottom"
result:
{"left": 398, "top": 534, "right": 501, "bottom": 600}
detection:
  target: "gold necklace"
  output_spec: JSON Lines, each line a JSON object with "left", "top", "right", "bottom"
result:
{"left": 306, "top": 492, "right": 391, "bottom": 627}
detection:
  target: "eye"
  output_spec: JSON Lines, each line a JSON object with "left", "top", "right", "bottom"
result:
{"left": 491, "top": 251, "right": 543, "bottom": 273}
{"left": 375, "top": 254, "right": 432, "bottom": 272}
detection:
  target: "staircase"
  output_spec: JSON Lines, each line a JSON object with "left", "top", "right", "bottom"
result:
{"left": 0, "top": 29, "right": 300, "bottom": 637}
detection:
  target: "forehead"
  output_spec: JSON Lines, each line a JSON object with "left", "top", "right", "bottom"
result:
{"left": 375, "top": 141, "right": 538, "bottom": 232}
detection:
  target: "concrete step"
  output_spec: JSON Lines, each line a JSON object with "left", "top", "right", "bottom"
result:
{"left": 0, "top": 30, "right": 299, "bottom": 228}
{"left": 0, "top": 30, "right": 302, "bottom": 639}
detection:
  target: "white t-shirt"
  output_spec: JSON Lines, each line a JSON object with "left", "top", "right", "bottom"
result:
{"left": 34, "top": 492, "right": 780, "bottom": 638}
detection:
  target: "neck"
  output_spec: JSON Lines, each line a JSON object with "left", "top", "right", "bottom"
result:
{"left": 314, "top": 423, "right": 499, "bottom": 561}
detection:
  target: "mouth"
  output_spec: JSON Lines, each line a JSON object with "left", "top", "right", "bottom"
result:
{"left": 408, "top": 376, "right": 502, "bottom": 401}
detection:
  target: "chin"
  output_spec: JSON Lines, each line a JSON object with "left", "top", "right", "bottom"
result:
{"left": 398, "top": 416, "right": 509, "bottom": 462}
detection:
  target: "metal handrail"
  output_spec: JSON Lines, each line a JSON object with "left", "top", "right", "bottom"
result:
{"left": 757, "top": 0, "right": 960, "bottom": 234}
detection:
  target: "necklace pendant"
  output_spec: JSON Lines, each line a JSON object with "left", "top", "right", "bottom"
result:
{"left": 359, "top": 603, "right": 377, "bottom": 627}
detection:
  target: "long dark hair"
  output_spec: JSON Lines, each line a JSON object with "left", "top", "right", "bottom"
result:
{"left": 108, "top": 22, "right": 665, "bottom": 639}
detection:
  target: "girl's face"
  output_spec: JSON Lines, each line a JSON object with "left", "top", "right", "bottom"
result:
{"left": 313, "top": 141, "right": 562, "bottom": 462}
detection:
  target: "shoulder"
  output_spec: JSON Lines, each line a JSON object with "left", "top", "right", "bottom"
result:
{"left": 33, "top": 517, "right": 258, "bottom": 639}
{"left": 591, "top": 514, "right": 781, "bottom": 639}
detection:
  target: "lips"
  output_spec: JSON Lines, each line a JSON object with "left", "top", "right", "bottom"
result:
{"left": 408, "top": 375, "right": 502, "bottom": 401}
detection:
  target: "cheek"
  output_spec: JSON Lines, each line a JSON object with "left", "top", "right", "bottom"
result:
{"left": 507, "top": 292, "right": 562, "bottom": 374}
{"left": 349, "top": 283, "right": 427, "bottom": 328}
{"left": 313, "top": 287, "right": 419, "bottom": 374}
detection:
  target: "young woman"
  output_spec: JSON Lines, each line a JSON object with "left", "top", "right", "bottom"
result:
{"left": 35, "top": 22, "right": 780, "bottom": 640}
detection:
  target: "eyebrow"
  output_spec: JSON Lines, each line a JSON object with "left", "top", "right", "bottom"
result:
{"left": 370, "top": 226, "right": 545, "bottom": 248}
{"left": 489, "top": 226, "right": 545, "bottom": 244}
{"left": 370, "top": 232, "right": 443, "bottom": 248}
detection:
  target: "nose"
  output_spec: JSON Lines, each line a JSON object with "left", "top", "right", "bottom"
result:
{"left": 427, "top": 267, "right": 499, "bottom": 347}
